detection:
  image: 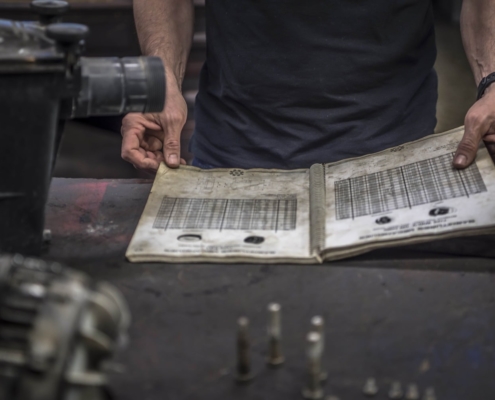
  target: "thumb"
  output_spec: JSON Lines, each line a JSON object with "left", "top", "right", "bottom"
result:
{"left": 163, "top": 129, "right": 181, "bottom": 168}
{"left": 161, "top": 109, "right": 187, "bottom": 168}
{"left": 159, "top": 75, "right": 188, "bottom": 168}
{"left": 453, "top": 113, "right": 484, "bottom": 169}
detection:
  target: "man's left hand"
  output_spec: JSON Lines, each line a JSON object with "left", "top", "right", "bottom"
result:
{"left": 454, "top": 86, "right": 495, "bottom": 168}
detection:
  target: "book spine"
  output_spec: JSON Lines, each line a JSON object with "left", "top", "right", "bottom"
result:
{"left": 309, "top": 164, "right": 326, "bottom": 259}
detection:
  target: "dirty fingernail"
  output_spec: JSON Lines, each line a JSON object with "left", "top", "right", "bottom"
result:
{"left": 168, "top": 154, "right": 178, "bottom": 164}
{"left": 455, "top": 155, "right": 467, "bottom": 166}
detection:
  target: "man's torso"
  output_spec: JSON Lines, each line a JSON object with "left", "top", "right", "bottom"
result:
{"left": 192, "top": 0, "right": 437, "bottom": 169}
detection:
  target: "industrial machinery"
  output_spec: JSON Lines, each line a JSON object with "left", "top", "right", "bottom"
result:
{"left": 0, "top": 0, "right": 166, "bottom": 255}
{"left": 0, "top": 253, "right": 130, "bottom": 400}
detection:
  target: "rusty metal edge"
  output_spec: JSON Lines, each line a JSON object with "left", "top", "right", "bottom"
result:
{"left": 0, "top": 2, "right": 132, "bottom": 11}
{"left": 0, "top": 0, "right": 203, "bottom": 10}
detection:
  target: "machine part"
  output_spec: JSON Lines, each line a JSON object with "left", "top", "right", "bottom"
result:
{"left": 0, "top": 254, "right": 130, "bottom": 400}
{"left": 422, "top": 387, "right": 436, "bottom": 400}
{"left": 0, "top": 8, "right": 166, "bottom": 255}
{"left": 266, "top": 303, "right": 284, "bottom": 367}
{"left": 45, "top": 22, "right": 89, "bottom": 50}
{"left": 302, "top": 332, "right": 324, "bottom": 400}
{"left": 405, "top": 383, "right": 420, "bottom": 400}
{"left": 363, "top": 377, "right": 379, "bottom": 396}
{"left": 73, "top": 56, "right": 165, "bottom": 117}
{"left": 30, "top": 0, "right": 69, "bottom": 25}
{"left": 235, "top": 317, "right": 254, "bottom": 383}
{"left": 310, "top": 316, "right": 327, "bottom": 381}
{"left": 388, "top": 381, "right": 404, "bottom": 399}
{"left": 42, "top": 230, "right": 51, "bottom": 244}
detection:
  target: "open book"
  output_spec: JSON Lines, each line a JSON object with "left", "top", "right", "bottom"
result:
{"left": 126, "top": 127, "right": 495, "bottom": 263}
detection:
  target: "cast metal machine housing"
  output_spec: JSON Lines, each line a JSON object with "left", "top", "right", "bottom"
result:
{"left": 0, "top": 0, "right": 166, "bottom": 255}
{"left": 0, "top": 254, "right": 130, "bottom": 400}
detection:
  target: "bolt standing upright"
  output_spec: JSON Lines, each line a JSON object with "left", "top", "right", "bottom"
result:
{"left": 310, "top": 316, "right": 327, "bottom": 381}
{"left": 236, "top": 317, "right": 254, "bottom": 383}
{"left": 267, "top": 303, "right": 285, "bottom": 366}
{"left": 302, "top": 331, "right": 324, "bottom": 399}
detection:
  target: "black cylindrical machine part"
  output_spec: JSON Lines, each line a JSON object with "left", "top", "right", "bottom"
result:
{"left": 74, "top": 56, "right": 165, "bottom": 117}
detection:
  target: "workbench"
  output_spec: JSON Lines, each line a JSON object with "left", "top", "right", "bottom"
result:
{"left": 43, "top": 178, "right": 495, "bottom": 400}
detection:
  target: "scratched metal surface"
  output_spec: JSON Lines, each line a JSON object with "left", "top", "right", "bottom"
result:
{"left": 42, "top": 178, "right": 495, "bottom": 400}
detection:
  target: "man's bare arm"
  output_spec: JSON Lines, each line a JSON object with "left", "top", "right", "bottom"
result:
{"left": 454, "top": 0, "right": 495, "bottom": 168}
{"left": 121, "top": 0, "right": 194, "bottom": 171}
{"left": 460, "top": 0, "right": 495, "bottom": 85}
{"left": 134, "top": 0, "right": 194, "bottom": 87}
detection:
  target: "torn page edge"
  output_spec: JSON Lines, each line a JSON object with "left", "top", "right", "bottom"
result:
{"left": 309, "top": 163, "right": 325, "bottom": 262}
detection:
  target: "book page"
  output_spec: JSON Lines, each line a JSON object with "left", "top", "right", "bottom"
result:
{"left": 323, "top": 127, "right": 495, "bottom": 256}
{"left": 126, "top": 164, "right": 313, "bottom": 263}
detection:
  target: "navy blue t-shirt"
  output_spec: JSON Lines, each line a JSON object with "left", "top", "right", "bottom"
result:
{"left": 191, "top": 0, "right": 438, "bottom": 169}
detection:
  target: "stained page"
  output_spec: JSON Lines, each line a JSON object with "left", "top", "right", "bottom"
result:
{"left": 323, "top": 127, "right": 495, "bottom": 256}
{"left": 127, "top": 164, "right": 313, "bottom": 263}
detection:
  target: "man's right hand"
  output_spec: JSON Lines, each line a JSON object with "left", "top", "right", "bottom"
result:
{"left": 121, "top": 78, "right": 187, "bottom": 173}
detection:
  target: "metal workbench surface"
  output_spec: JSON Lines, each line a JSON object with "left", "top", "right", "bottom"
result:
{"left": 42, "top": 178, "right": 495, "bottom": 400}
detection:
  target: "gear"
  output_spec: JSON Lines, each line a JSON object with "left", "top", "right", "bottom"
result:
{"left": 0, "top": 254, "right": 130, "bottom": 400}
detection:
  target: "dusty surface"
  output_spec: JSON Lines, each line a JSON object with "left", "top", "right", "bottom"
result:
{"left": 42, "top": 178, "right": 495, "bottom": 400}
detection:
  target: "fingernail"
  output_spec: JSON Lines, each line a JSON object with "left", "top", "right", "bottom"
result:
{"left": 168, "top": 154, "right": 178, "bottom": 165}
{"left": 455, "top": 155, "right": 467, "bottom": 166}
